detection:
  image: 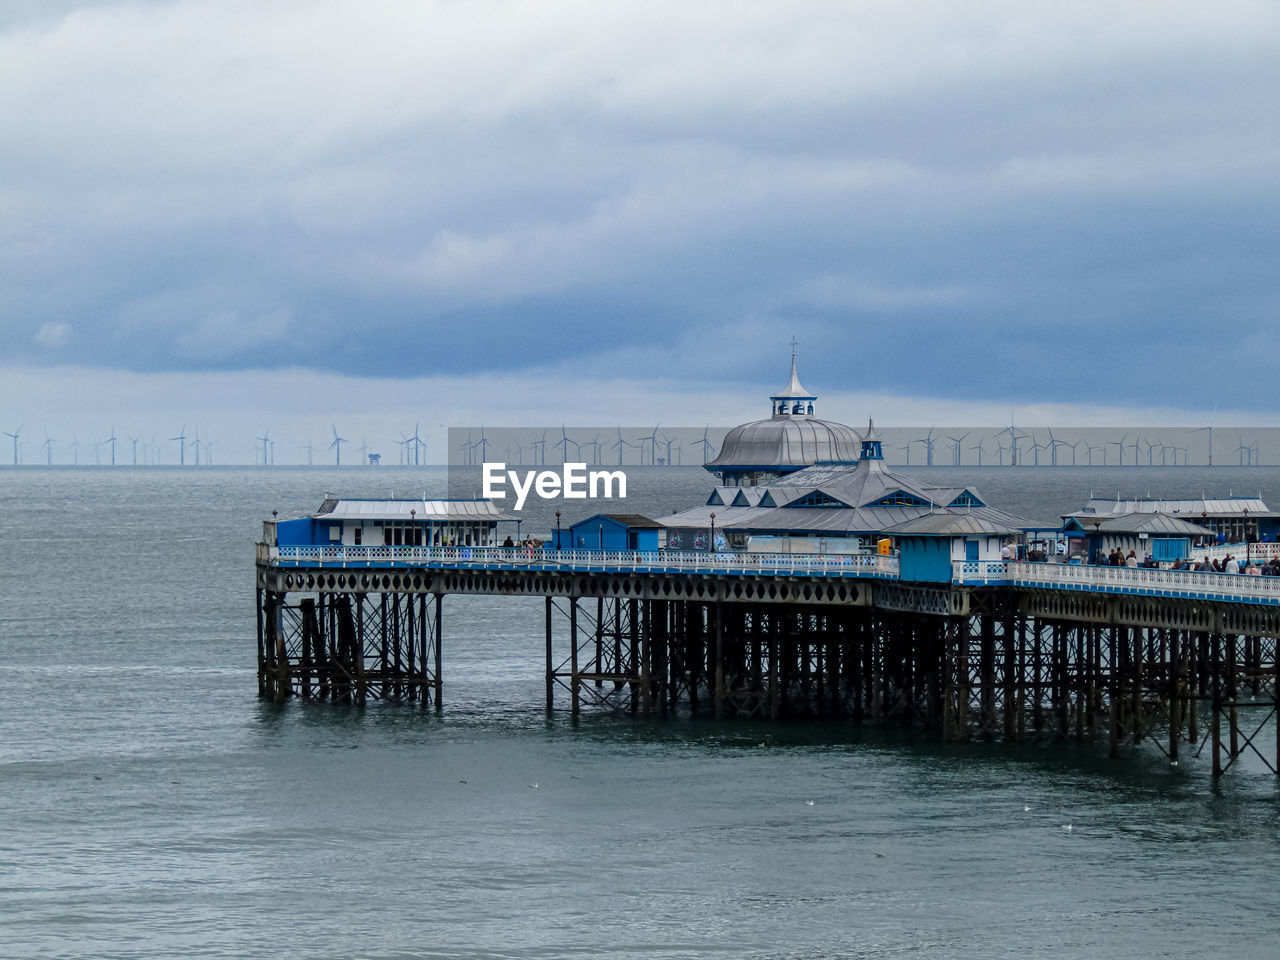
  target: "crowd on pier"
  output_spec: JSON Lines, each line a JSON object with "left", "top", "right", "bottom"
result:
{"left": 1091, "top": 547, "right": 1280, "bottom": 576}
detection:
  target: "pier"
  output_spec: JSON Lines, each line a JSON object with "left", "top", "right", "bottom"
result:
{"left": 255, "top": 543, "right": 1280, "bottom": 778}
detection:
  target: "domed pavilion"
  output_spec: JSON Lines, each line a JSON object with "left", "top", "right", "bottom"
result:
{"left": 705, "top": 347, "right": 861, "bottom": 486}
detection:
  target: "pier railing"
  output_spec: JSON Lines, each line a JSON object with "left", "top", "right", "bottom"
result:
{"left": 1188, "top": 541, "right": 1280, "bottom": 562}
{"left": 954, "top": 559, "right": 1280, "bottom": 603}
{"left": 259, "top": 542, "right": 1280, "bottom": 602}
{"left": 264, "top": 543, "right": 901, "bottom": 578}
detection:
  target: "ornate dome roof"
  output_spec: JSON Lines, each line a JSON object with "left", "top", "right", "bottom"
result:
{"left": 707, "top": 416, "right": 861, "bottom": 470}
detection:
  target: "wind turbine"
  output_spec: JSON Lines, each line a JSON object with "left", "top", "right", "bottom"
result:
{"left": 475, "top": 427, "right": 490, "bottom": 463}
{"left": 256, "top": 431, "right": 272, "bottom": 467}
{"left": 457, "top": 431, "right": 475, "bottom": 466}
{"left": 531, "top": 429, "right": 548, "bottom": 465}
{"left": 914, "top": 427, "right": 937, "bottom": 466}
{"left": 42, "top": 431, "right": 55, "bottom": 465}
{"left": 1192, "top": 424, "right": 1216, "bottom": 466}
{"left": 3, "top": 425, "right": 21, "bottom": 464}
{"left": 996, "top": 424, "right": 1023, "bottom": 466}
{"left": 1236, "top": 435, "right": 1251, "bottom": 466}
{"left": 300, "top": 440, "right": 314, "bottom": 466}
{"left": 125, "top": 433, "right": 139, "bottom": 465}
{"left": 969, "top": 438, "right": 987, "bottom": 466}
{"left": 636, "top": 424, "right": 661, "bottom": 466}
{"left": 946, "top": 433, "right": 968, "bottom": 466}
{"left": 664, "top": 433, "right": 683, "bottom": 465}
{"left": 103, "top": 426, "right": 118, "bottom": 466}
{"left": 408, "top": 421, "right": 425, "bottom": 466}
{"left": 610, "top": 428, "right": 635, "bottom": 465}
{"left": 170, "top": 424, "right": 187, "bottom": 466}
{"left": 1029, "top": 433, "right": 1047, "bottom": 467}
{"left": 1126, "top": 434, "right": 1142, "bottom": 466}
{"left": 1106, "top": 434, "right": 1128, "bottom": 467}
{"left": 1046, "top": 428, "right": 1071, "bottom": 467}
{"left": 553, "top": 425, "right": 577, "bottom": 464}
{"left": 693, "top": 426, "right": 715, "bottom": 464}
{"left": 329, "top": 424, "right": 348, "bottom": 465}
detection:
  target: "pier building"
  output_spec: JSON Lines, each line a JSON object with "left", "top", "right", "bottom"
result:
{"left": 254, "top": 368, "right": 1280, "bottom": 779}
{"left": 704, "top": 350, "right": 861, "bottom": 486}
{"left": 1068, "top": 496, "right": 1280, "bottom": 547}
{"left": 271, "top": 497, "right": 514, "bottom": 549}
{"left": 667, "top": 419, "right": 1044, "bottom": 563}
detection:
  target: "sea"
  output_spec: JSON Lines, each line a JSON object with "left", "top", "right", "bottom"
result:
{"left": 2, "top": 464, "right": 1279, "bottom": 960}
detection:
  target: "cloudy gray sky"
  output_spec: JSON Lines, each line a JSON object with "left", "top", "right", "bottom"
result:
{"left": 2, "top": 1, "right": 1277, "bottom": 461}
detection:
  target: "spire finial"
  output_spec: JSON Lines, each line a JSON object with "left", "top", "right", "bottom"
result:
{"left": 790, "top": 335, "right": 798, "bottom": 367}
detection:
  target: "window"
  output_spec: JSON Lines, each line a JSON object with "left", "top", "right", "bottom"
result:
{"left": 949, "top": 492, "right": 984, "bottom": 508}
{"left": 870, "top": 490, "right": 931, "bottom": 507}
{"left": 791, "top": 490, "right": 847, "bottom": 507}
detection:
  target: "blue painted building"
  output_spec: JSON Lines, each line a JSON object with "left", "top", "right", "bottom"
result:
{"left": 550, "top": 514, "right": 663, "bottom": 551}
{"left": 268, "top": 497, "right": 515, "bottom": 549}
{"left": 1060, "top": 512, "right": 1214, "bottom": 564}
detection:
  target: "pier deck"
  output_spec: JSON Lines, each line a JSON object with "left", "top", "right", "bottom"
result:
{"left": 255, "top": 544, "right": 1280, "bottom": 778}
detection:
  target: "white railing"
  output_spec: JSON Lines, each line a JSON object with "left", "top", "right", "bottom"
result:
{"left": 1188, "top": 541, "right": 1280, "bottom": 562}
{"left": 266, "top": 544, "right": 900, "bottom": 577}
{"left": 952, "top": 560, "right": 1009, "bottom": 583}
{"left": 1004, "top": 560, "right": 1280, "bottom": 600}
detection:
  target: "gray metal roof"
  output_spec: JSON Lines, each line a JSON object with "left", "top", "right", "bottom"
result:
{"left": 662, "top": 447, "right": 1051, "bottom": 538}
{"left": 705, "top": 416, "right": 862, "bottom": 469}
{"left": 1077, "top": 496, "right": 1277, "bottom": 519}
{"left": 769, "top": 356, "right": 817, "bottom": 399}
{"left": 315, "top": 499, "right": 515, "bottom": 521}
{"left": 1066, "top": 513, "right": 1215, "bottom": 536}
{"left": 884, "top": 510, "right": 1034, "bottom": 537}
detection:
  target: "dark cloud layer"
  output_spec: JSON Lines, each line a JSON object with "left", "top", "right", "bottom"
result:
{"left": 2, "top": 0, "right": 1277, "bottom": 411}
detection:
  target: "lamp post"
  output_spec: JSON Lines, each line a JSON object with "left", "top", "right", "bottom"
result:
{"left": 1244, "top": 506, "right": 1250, "bottom": 565}
{"left": 410, "top": 508, "right": 416, "bottom": 549}
{"left": 1091, "top": 519, "right": 1102, "bottom": 564}
{"left": 709, "top": 512, "right": 716, "bottom": 554}
{"left": 555, "top": 511, "right": 561, "bottom": 551}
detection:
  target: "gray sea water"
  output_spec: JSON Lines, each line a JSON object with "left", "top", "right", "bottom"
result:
{"left": 2, "top": 465, "right": 1279, "bottom": 960}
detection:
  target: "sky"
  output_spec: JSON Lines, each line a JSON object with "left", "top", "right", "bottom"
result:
{"left": 1, "top": 0, "right": 1278, "bottom": 463}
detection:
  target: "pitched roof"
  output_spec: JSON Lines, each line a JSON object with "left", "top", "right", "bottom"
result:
{"left": 884, "top": 509, "right": 1035, "bottom": 537}
{"left": 1065, "top": 513, "right": 1215, "bottom": 536}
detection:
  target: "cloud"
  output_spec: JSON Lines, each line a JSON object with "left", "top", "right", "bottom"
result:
{"left": 34, "top": 321, "right": 72, "bottom": 348}
{"left": 0, "top": 0, "right": 1276, "bottom": 415}
{"left": 174, "top": 308, "right": 291, "bottom": 359}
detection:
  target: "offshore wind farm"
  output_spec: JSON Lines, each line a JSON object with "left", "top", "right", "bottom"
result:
{"left": 0, "top": 420, "right": 1272, "bottom": 467}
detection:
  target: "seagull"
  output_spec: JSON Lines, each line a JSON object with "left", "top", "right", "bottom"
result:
{"left": 1063, "top": 824, "right": 1073, "bottom": 832}
{"left": 529, "top": 782, "right": 539, "bottom": 789}
{"left": 805, "top": 800, "right": 815, "bottom": 806}
{"left": 1024, "top": 805, "right": 1031, "bottom": 812}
